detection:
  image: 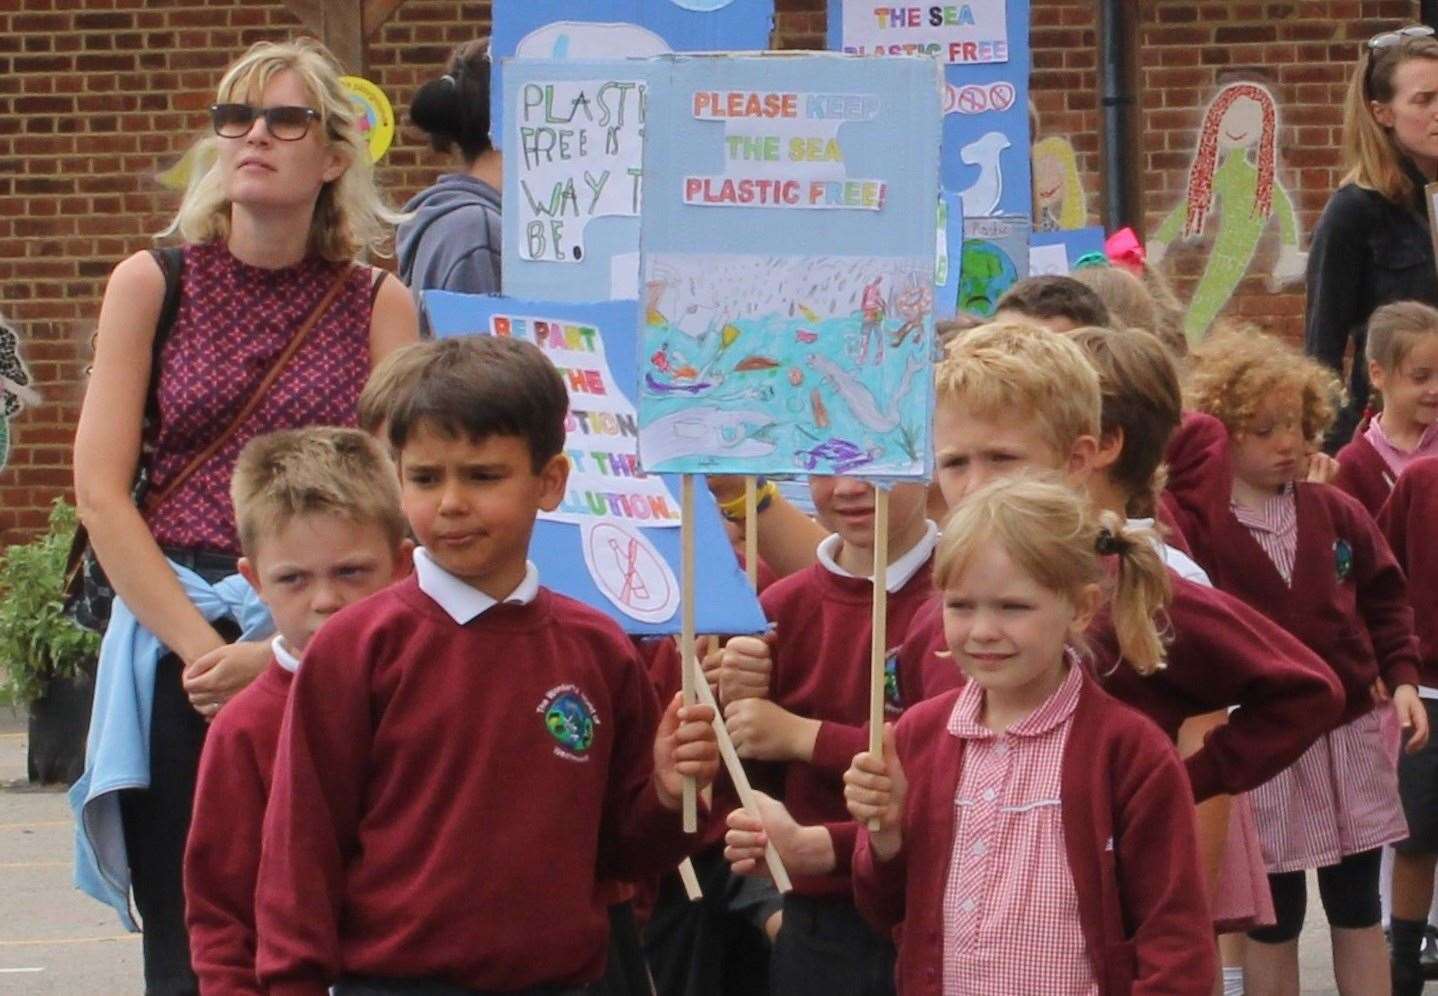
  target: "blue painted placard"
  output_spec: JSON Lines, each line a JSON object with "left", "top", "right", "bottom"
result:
{"left": 491, "top": 1, "right": 775, "bottom": 148}
{"left": 636, "top": 54, "right": 941, "bottom": 480}
{"left": 425, "top": 291, "right": 767, "bottom": 636}
{"left": 827, "top": 0, "right": 1032, "bottom": 219}
{"left": 1028, "top": 225, "right": 1107, "bottom": 275}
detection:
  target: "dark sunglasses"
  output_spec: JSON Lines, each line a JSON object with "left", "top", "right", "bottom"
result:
{"left": 1364, "top": 25, "right": 1436, "bottom": 99}
{"left": 210, "top": 103, "right": 320, "bottom": 141}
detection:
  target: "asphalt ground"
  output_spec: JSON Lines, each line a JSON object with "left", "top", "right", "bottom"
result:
{"left": 0, "top": 708, "right": 1391, "bottom": 995}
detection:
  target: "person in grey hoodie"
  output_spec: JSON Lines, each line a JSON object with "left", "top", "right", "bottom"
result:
{"left": 398, "top": 39, "right": 502, "bottom": 322}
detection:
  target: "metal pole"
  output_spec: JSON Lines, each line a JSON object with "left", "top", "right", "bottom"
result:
{"left": 1098, "top": 0, "right": 1139, "bottom": 233}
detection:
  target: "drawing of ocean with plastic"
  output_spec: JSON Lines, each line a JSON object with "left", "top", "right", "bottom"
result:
{"left": 639, "top": 253, "right": 934, "bottom": 478}
{"left": 423, "top": 291, "right": 766, "bottom": 636}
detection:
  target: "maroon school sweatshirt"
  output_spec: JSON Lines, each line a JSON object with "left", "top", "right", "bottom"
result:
{"left": 852, "top": 674, "right": 1216, "bottom": 995}
{"left": 894, "top": 572, "right": 1343, "bottom": 803}
{"left": 1335, "top": 430, "right": 1397, "bottom": 518}
{"left": 254, "top": 578, "right": 695, "bottom": 996}
{"left": 763, "top": 556, "right": 934, "bottom": 897}
{"left": 184, "top": 659, "right": 292, "bottom": 996}
{"left": 1377, "top": 457, "right": 1438, "bottom": 687}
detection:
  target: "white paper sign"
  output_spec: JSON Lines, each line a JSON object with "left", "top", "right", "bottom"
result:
{"left": 839, "top": 1, "right": 1010, "bottom": 64}
{"left": 490, "top": 313, "right": 681, "bottom": 529}
{"left": 515, "top": 79, "right": 647, "bottom": 263}
{"left": 1027, "top": 242, "right": 1069, "bottom": 277}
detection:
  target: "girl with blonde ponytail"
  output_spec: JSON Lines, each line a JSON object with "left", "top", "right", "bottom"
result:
{"left": 843, "top": 475, "right": 1213, "bottom": 994}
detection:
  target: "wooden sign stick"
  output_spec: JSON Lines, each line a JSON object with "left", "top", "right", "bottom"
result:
{"left": 743, "top": 476, "right": 759, "bottom": 588}
{"left": 867, "top": 486, "right": 890, "bottom": 832}
{"left": 681, "top": 474, "right": 698, "bottom": 833}
{"left": 690, "top": 656, "right": 793, "bottom": 892}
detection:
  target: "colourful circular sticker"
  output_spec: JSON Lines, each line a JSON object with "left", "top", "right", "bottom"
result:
{"left": 340, "top": 75, "right": 394, "bottom": 164}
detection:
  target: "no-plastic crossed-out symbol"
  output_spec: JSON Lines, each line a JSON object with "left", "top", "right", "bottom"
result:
{"left": 947, "top": 81, "right": 1018, "bottom": 115}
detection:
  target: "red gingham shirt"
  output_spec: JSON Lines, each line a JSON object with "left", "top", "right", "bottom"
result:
{"left": 1231, "top": 484, "right": 1298, "bottom": 586}
{"left": 941, "top": 660, "right": 1098, "bottom": 996}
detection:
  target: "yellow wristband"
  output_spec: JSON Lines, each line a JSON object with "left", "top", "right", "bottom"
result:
{"left": 718, "top": 479, "right": 778, "bottom": 521}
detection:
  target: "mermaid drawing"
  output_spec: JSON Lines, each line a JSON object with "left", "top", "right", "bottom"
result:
{"left": 1149, "top": 82, "right": 1305, "bottom": 345}
{"left": 0, "top": 318, "right": 38, "bottom": 472}
{"left": 1032, "top": 136, "right": 1087, "bottom": 232}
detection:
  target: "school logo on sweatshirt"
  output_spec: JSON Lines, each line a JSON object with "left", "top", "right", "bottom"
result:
{"left": 884, "top": 650, "right": 903, "bottom": 715}
{"left": 538, "top": 685, "right": 599, "bottom": 761}
{"left": 1334, "top": 538, "right": 1354, "bottom": 583}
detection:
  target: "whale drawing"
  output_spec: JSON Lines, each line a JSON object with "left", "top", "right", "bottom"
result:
{"left": 806, "top": 352, "right": 926, "bottom": 434}
{"left": 958, "top": 131, "right": 1011, "bottom": 218}
{"left": 640, "top": 406, "right": 778, "bottom": 466}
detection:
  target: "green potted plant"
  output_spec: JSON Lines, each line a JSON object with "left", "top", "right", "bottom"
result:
{"left": 0, "top": 499, "right": 100, "bottom": 784}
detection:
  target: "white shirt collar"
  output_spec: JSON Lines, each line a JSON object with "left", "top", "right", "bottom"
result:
{"left": 1127, "top": 517, "right": 1211, "bottom": 588}
{"left": 272, "top": 635, "right": 301, "bottom": 674}
{"left": 413, "top": 547, "right": 540, "bottom": 625}
{"left": 816, "top": 520, "right": 939, "bottom": 593}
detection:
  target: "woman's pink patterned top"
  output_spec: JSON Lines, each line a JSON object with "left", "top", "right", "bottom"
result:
{"left": 142, "top": 241, "right": 374, "bottom": 555}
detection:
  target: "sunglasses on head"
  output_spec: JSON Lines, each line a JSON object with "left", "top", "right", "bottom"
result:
{"left": 210, "top": 103, "right": 320, "bottom": 141}
{"left": 1364, "top": 25, "right": 1437, "bottom": 100}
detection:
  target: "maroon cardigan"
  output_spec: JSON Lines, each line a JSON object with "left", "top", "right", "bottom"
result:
{"left": 852, "top": 674, "right": 1216, "bottom": 995}
{"left": 1335, "top": 430, "right": 1396, "bottom": 518}
{"left": 1164, "top": 416, "right": 1421, "bottom": 721}
{"left": 1377, "top": 457, "right": 1438, "bottom": 687}
{"left": 896, "top": 574, "right": 1343, "bottom": 802}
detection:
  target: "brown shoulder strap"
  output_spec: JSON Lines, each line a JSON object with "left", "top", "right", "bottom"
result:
{"left": 141, "top": 264, "right": 353, "bottom": 513}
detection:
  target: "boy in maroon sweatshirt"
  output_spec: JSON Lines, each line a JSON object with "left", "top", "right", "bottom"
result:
{"left": 717, "top": 472, "right": 937, "bottom": 996}
{"left": 253, "top": 337, "right": 719, "bottom": 996}
{"left": 184, "top": 428, "right": 413, "bottom": 996}
{"left": 1334, "top": 301, "right": 1438, "bottom": 515}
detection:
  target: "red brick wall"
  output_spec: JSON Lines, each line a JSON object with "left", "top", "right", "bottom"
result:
{"left": 1140, "top": 0, "right": 1418, "bottom": 342}
{"left": 0, "top": 0, "right": 1414, "bottom": 544}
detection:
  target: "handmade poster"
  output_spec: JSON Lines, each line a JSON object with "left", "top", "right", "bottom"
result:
{"left": 0, "top": 316, "right": 38, "bottom": 473}
{"left": 835, "top": 1, "right": 1008, "bottom": 63}
{"left": 959, "top": 214, "right": 1028, "bottom": 315}
{"left": 934, "top": 189, "right": 965, "bottom": 318}
{"left": 502, "top": 60, "right": 659, "bottom": 302}
{"left": 1032, "top": 135, "right": 1087, "bottom": 230}
{"left": 1028, "top": 225, "right": 1105, "bottom": 276}
{"left": 637, "top": 55, "right": 941, "bottom": 479}
{"left": 830, "top": 0, "right": 1031, "bottom": 215}
{"left": 340, "top": 76, "right": 395, "bottom": 163}
{"left": 1149, "top": 81, "right": 1304, "bottom": 345}
{"left": 424, "top": 292, "right": 766, "bottom": 636}
{"left": 491, "top": 0, "right": 775, "bottom": 146}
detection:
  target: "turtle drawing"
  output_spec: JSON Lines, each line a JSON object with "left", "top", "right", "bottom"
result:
{"left": 794, "top": 438, "right": 881, "bottom": 475}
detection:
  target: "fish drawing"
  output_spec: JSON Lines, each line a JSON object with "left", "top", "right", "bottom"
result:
{"left": 810, "top": 388, "right": 829, "bottom": 428}
{"left": 795, "top": 329, "right": 818, "bottom": 344}
{"left": 640, "top": 406, "right": 779, "bottom": 466}
{"left": 806, "top": 351, "right": 926, "bottom": 433}
{"left": 734, "top": 355, "right": 780, "bottom": 372}
{"left": 794, "top": 438, "right": 880, "bottom": 474}
{"left": 788, "top": 368, "right": 804, "bottom": 387}
{"left": 644, "top": 372, "right": 716, "bottom": 395}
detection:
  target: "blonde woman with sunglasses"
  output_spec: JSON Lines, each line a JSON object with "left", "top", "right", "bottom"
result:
{"left": 72, "top": 38, "right": 417, "bottom": 995}
{"left": 1306, "top": 25, "right": 1438, "bottom": 452}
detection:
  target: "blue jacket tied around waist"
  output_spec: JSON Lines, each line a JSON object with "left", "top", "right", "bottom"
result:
{"left": 68, "top": 561, "right": 272, "bottom": 930}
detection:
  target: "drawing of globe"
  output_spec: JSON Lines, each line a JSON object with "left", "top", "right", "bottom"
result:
{"left": 958, "top": 241, "right": 1019, "bottom": 316}
{"left": 545, "top": 692, "right": 596, "bottom": 753}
